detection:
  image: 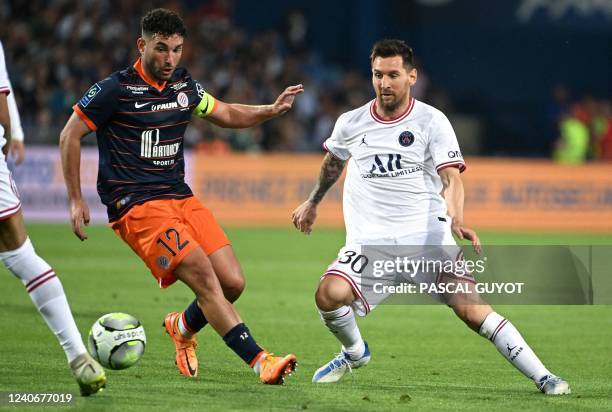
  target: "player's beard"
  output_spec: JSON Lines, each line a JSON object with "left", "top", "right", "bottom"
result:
{"left": 156, "top": 65, "right": 175, "bottom": 80}
{"left": 377, "top": 90, "right": 409, "bottom": 115}
{"left": 145, "top": 59, "right": 174, "bottom": 82}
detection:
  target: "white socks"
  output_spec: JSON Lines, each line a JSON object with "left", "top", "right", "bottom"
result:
{"left": 318, "top": 306, "right": 551, "bottom": 381}
{"left": 319, "top": 306, "right": 365, "bottom": 359}
{"left": 0, "top": 238, "right": 86, "bottom": 363}
{"left": 479, "top": 312, "right": 550, "bottom": 381}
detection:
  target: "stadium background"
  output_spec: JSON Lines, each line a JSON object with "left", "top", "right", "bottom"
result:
{"left": 1, "top": 1, "right": 611, "bottom": 411}
{"left": 1, "top": 0, "right": 612, "bottom": 231}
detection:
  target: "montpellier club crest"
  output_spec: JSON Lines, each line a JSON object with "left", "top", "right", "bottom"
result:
{"left": 156, "top": 255, "right": 170, "bottom": 269}
{"left": 177, "top": 92, "right": 189, "bottom": 108}
{"left": 398, "top": 130, "right": 415, "bottom": 147}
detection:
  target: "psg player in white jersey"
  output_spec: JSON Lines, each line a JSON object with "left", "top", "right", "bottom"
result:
{"left": 292, "top": 39, "right": 569, "bottom": 395}
{"left": 0, "top": 41, "right": 106, "bottom": 396}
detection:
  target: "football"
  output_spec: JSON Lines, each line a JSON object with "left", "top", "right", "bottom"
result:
{"left": 87, "top": 313, "right": 146, "bottom": 370}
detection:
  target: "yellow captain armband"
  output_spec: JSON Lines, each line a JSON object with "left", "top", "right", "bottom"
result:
{"left": 193, "top": 91, "right": 217, "bottom": 118}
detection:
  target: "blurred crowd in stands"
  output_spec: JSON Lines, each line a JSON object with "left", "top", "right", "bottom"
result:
{"left": 0, "top": 0, "right": 610, "bottom": 162}
{"left": 0, "top": 0, "right": 375, "bottom": 152}
{"left": 548, "top": 84, "right": 612, "bottom": 164}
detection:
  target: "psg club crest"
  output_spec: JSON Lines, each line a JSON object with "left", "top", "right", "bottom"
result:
{"left": 398, "top": 131, "right": 415, "bottom": 147}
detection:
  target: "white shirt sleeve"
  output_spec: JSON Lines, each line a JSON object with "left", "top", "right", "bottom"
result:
{"left": 0, "top": 42, "right": 23, "bottom": 141}
{"left": 322, "top": 114, "right": 351, "bottom": 160}
{"left": 428, "top": 111, "right": 466, "bottom": 173}
{"left": 0, "top": 41, "right": 10, "bottom": 94}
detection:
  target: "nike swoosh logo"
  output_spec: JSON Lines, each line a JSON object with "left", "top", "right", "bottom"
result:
{"left": 135, "top": 102, "right": 152, "bottom": 109}
{"left": 184, "top": 352, "right": 197, "bottom": 376}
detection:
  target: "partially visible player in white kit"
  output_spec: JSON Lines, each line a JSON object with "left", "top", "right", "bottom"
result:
{"left": 0, "top": 41, "right": 106, "bottom": 396}
{"left": 292, "top": 39, "right": 570, "bottom": 395}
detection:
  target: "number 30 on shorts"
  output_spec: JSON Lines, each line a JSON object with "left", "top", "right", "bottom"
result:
{"left": 337, "top": 250, "right": 369, "bottom": 274}
{"left": 156, "top": 228, "right": 189, "bottom": 257}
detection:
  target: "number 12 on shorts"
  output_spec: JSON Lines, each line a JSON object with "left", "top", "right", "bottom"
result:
{"left": 156, "top": 228, "right": 189, "bottom": 257}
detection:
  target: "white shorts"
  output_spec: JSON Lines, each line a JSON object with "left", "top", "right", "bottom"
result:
{"left": 321, "top": 217, "right": 475, "bottom": 316}
{"left": 0, "top": 157, "right": 21, "bottom": 220}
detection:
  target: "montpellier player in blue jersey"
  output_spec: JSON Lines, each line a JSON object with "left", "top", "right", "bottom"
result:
{"left": 60, "top": 8, "right": 303, "bottom": 384}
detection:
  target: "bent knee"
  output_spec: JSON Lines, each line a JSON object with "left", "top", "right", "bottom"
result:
{"left": 222, "top": 273, "right": 245, "bottom": 302}
{"left": 315, "top": 288, "right": 339, "bottom": 311}
{"left": 175, "top": 256, "right": 220, "bottom": 295}
{"left": 315, "top": 279, "right": 354, "bottom": 311}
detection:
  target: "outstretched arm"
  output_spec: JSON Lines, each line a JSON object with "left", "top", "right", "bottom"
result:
{"left": 439, "top": 167, "right": 481, "bottom": 253}
{"left": 292, "top": 153, "right": 347, "bottom": 234}
{"left": 205, "top": 84, "right": 303, "bottom": 128}
{"left": 59, "top": 112, "right": 93, "bottom": 241}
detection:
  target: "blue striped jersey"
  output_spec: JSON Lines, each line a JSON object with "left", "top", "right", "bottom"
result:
{"left": 74, "top": 59, "right": 216, "bottom": 221}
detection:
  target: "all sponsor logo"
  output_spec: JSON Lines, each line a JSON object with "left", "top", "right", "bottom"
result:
{"left": 126, "top": 85, "right": 149, "bottom": 95}
{"left": 506, "top": 343, "right": 517, "bottom": 356}
{"left": 362, "top": 154, "right": 423, "bottom": 178}
{"left": 151, "top": 101, "right": 178, "bottom": 111}
{"left": 509, "top": 345, "right": 524, "bottom": 362}
{"left": 149, "top": 94, "right": 189, "bottom": 111}
{"left": 79, "top": 83, "right": 102, "bottom": 107}
{"left": 135, "top": 101, "right": 152, "bottom": 109}
{"left": 170, "top": 82, "right": 187, "bottom": 91}
{"left": 113, "top": 329, "right": 145, "bottom": 341}
{"left": 448, "top": 150, "right": 462, "bottom": 158}
{"left": 140, "top": 129, "right": 181, "bottom": 161}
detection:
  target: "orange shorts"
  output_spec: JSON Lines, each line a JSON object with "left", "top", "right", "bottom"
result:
{"left": 111, "top": 196, "right": 230, "bottom": 288}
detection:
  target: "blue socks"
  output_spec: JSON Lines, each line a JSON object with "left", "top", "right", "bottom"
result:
{"left": 223, "top": 323, "right": 263, "bottom": 366}
{"left": 184, "top": 298, "right": 208, "bottom": 332}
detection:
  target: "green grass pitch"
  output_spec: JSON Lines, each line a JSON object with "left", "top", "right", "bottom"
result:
{"left": 1, "top": 225, "right": 611, "bottom": 411}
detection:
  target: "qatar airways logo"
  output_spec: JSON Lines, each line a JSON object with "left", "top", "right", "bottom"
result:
{"left": 140, "top": 129, "right": 181, "bottom": 159}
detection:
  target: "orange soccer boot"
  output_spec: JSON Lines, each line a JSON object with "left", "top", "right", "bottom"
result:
{"left": 163, "top": 312, "right": 198, "bottom": 378}
{"left": 255, "top": 352, "right": 297, "bottom": 385}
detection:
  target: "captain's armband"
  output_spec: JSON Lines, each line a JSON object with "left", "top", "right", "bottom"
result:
{"left": 193, "top": 92, "right": 217, "bottom": 118}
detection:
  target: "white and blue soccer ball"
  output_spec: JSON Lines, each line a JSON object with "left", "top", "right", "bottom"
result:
{"left": 87, "top": 313, "right": 146, "bottom": 370}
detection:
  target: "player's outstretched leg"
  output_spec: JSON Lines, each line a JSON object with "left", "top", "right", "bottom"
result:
{"left": 312, "top": 275, "right": 370, "bottom": 383}
{"left": 453, "top": 303, "right": 570, "bottom": 395}
{"left": 171, "top": 247, "right": 296, "bottom": 384}
{"left": 0, "top": 225, "right": 106, "bottom": 395}
{"left": 163, "top": 246, "right": 246, "bottom": 378}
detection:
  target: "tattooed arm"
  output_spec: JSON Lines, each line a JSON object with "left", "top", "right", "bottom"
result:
{"left": 291, "top": 153, "right": 347, "bottom": 234}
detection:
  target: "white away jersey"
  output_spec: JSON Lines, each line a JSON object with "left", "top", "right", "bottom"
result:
{"left": 323, "top": 97, "right": 466, "bottom": 244}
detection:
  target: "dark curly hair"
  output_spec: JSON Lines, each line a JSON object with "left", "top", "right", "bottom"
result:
{"left": 141, "top": 8, "right": 187, "bottom": 38}
{"left": 370, "top": 39, "right": 414, "bottom": 68}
